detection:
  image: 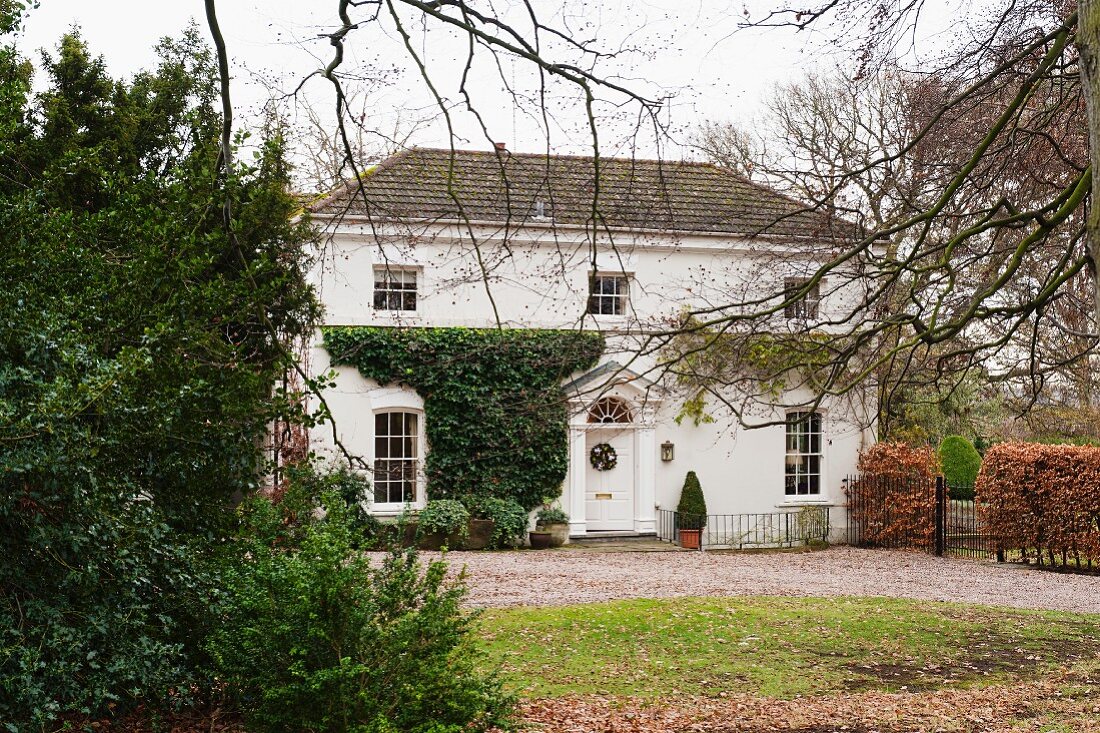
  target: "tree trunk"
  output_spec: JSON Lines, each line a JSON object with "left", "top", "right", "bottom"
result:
{"left": 1080, "top": 2, "right": 1100, "bottom": 328}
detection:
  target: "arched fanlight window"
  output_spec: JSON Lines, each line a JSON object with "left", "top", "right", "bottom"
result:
{"left": 587, "top": 397, "right": 634, "bottom": 424}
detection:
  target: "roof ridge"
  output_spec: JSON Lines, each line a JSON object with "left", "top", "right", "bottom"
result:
{"left": 403, "top": 145, "right": 723, "bottom": 169}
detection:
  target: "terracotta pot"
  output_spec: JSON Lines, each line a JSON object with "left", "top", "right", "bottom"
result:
{"left": 461, "top": 519, "right": 495, "bottom": 550}
{"left": 537, "top": 521, "right": 569, "bottom": 547}
{"left": 679, "top": 528, "right": 702, "bottom": 550}
{"left": 529, "top": 530, "right": 553, "bottom": 550}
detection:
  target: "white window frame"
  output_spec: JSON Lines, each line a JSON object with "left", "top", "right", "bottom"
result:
{"left": 784, "top": 278, "right": 820, "bottom": 320}
{"left": 784, "top": 411, "right": 824, "bottom": 498}
{"left": 371, "top": 409, "right": 425, "bottom": 513}
{"left": 588, "top": 273, "right": 630, "bottom": 316}
{"left": 373, "top": 266, "right": 419, "bottom": 312}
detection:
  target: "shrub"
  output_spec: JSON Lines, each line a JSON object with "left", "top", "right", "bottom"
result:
{"left": 939, "top": 436, "right": 981, "bottom": 500}
{"left": 535, "top": 507, "right": 569, "bottom": 525}
{"left": 676, "top": 471, "right": 707, "bottom": 530}
{"left": 977, "top": 442, "right": 1100, "bottom": 566}
{"left": 0, "top": 495, "right": 205, "bottom": 729}
{"left": 207, "top": 493, "right": 512, "bottom": 733}
{"left": 418, "top": 499, "right": 471, "bottom": 540}
{"left": 469, "top": 497, "right": 529, "bottom": 548}
{"left": 848, "top": 442, "right": 938, "bottom": 548}
{"left": 282, "top": 463, "right": 381, "bottom": 545}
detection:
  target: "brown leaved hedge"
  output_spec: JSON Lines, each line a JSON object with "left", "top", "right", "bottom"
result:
{"left": 977, "top": 442, "right": 1100, "bottom": 567}
{"left": 847, "top": 442, "right": 938, "bottom": 548}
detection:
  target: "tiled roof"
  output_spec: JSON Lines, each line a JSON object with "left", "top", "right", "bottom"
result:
{"left": 309, "top": 147, "right": 856, "bottom": 240}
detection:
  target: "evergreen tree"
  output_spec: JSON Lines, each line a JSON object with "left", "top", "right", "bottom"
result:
{"left": 0, "top": 26, "right": 318, "bottom": 727}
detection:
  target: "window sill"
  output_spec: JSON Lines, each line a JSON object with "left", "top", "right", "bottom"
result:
{"left": 372, "top": 505, "right": 423, "bottom": 517}
{"left": 373, "top": 310, "right": 421, "bottom": 318}
{"left": 775, "top": 498, "right": 835, "bottom": 508}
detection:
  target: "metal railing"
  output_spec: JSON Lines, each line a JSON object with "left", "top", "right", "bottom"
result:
{"left": 657, "top": 507, "right": 831, "bottom": 550}
{"left": 846, "top": 474, "right": 1006, "bottom": 561}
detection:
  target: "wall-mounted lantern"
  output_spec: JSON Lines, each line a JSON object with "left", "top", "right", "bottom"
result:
{"left": 660, "top": 441, "right": 675, "bottom": 462}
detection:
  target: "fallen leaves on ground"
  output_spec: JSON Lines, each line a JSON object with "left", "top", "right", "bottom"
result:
{"left": 508, "top": 670, "right": 1100, "bottom": 732}
{"left": 69, "top": 670, "right": 1100, "bottom": 733}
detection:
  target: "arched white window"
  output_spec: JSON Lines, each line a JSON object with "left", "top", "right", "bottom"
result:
{"left": 374, "top": 411, "right": 420, "bottom": 505}
{"left": 587, "top": 397, "right": 633, "bottom": 424}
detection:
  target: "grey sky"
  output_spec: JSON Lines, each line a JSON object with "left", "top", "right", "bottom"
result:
{"left": 15, "top": 1, "right": 859, "bottom": 160}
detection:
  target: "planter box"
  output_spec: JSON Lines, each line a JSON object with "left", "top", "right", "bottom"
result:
{"left": 418, "top": 529, "right": 465, "bottom": 551}
{"left": 679, "top": 528, "right": 702, "bottom": 550}
{"left": 537, "top": 522, "right": 569, "bottom": 548}
{"left": 462, "top": 518, "right": 495, "bottom": 550}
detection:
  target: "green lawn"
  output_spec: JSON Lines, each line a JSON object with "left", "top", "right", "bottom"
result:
{"left": 477, "top": 596, "right": 1100, "bottom": 699}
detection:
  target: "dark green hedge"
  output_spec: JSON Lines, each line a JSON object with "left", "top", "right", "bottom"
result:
{"left": 323, "top": 327, "right": 603, "bottom": 510}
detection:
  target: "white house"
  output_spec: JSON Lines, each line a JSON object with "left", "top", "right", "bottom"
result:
{"left": 304, "top": 146, "right": 876, "bottom": 544}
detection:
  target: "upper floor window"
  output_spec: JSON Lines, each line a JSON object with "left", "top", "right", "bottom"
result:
{"left": 374, "top": 411, "right": 419, "bottom": 505}
{"left": 588, "top": 274, "right": 629, "bottom": 316}
{"left": 785, "top": 411, "right": 822, "bottom": 496}
{"left": 784, "top": 278, "right": 820, "bottom": 319}
{"left": 374, "top": 267, "right": 418, "bottom": 311}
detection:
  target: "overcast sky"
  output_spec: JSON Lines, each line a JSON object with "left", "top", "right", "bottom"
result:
{"left": 13, "top": 1, "right": 903, "bottom": 161}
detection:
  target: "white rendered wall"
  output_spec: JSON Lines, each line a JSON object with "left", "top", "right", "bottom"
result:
{"left": 306, "top": 218, "right": 875, "bottom": 531}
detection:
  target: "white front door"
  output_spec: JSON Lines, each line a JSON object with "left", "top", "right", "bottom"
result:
{"left": 585, "top": 429, "right": 635, "bottom": 531}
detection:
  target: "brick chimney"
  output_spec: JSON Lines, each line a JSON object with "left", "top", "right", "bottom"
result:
{"left": 494, "top": 142, "right": 507, "bottom": 151}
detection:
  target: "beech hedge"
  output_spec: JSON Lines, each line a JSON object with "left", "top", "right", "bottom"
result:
{"left": 847, "top": 442, "right": 938, "bottom": 548}
{"left": 976, "top": 442, "right": 1100, "bottom": 566}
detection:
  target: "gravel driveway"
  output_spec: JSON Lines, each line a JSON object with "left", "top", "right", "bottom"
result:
{"left": 424, "top": 546, "right": 1100, "bottom": 613}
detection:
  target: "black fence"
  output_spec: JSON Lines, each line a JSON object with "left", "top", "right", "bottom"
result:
{"left": 846, "top": 474, "right": 1004, "bottom": 560}
{"left": 657, "top": 507, "right": 830, "bottom": 550}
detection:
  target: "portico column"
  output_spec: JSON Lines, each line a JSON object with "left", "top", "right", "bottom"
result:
{"left": 635, "top": 420, "right": 657, "bottom": 533}
{"left": 568, "top": 424, "right": 588, "bottom": 536}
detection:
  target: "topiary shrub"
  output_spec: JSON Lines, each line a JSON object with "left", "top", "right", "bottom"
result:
{"left": 939, "top": 435, "right": 981, "bottom": 500}
{"left": 676, "top": 471, "right": 708, "bottom": 530}
{"left": 468, "top": 497, "right": 529, "bottom": 548}
{"left": 207, "top": 493, "right": 512, "bottom": 733}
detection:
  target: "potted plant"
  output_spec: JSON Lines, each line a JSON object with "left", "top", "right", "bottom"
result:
{"left": 528, "top": 528, "right": 553, "bottom": 549}
{"left": 464, "top": 511, "right": 496, "bottom": 550}
{"left": 676, "top": 471, "right": 707, "bottom": 549}
{"left": 469, "top": 497, "right": 529, "bottom": 549}
{"left": 416, "top": 499, "right": 470, "bottom": 550}
{"left": 535, "top": 506, "right": 569, "bottom": 547}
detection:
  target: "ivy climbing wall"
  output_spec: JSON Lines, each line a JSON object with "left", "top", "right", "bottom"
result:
{"left": 322, "top": 327, "right": 604, "bottom": 509}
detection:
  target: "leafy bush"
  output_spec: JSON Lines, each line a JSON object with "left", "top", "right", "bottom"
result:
{"left": 418, "top": 499, "right": 471, "bottom": 540}
{"left": 676, "top": 471, "right": 708, "bottom": 530}
{"left": 977, "top": 443, "right": 1100, "bottom": 566}
{"left": 207, "top": 494, "right": 512, "bottom": 733}
{"left": 848, "top": 442, "right": 938, "bottom": 548}
{"left": 535, "top": 507, "right": 569, "bottom": 525}
{"left": 939, "top": 435, "right": 981, "bottom": 500}
{"left": 0, "top": 494, "right": 206, "bottom": 729}
{"left": 282, "top": 463, "right": 381, "bottom": 544}
{"left": 469, "top": 497, "right": 529, "bottom": 548}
